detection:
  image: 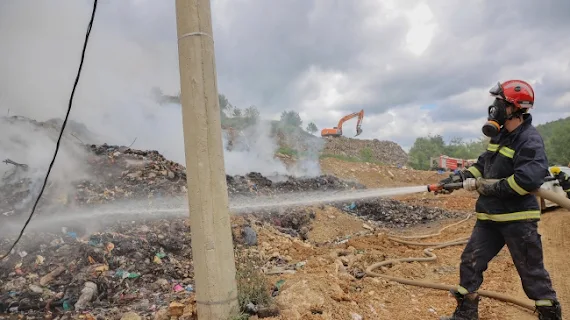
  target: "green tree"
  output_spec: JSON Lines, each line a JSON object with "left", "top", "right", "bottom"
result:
{"left": 408, "top": 135, "right": 447, "bottom": 170}
{"left": 232, "top": 107, "right": 243, "bottom": 118}
{"left": 407, "top": 115, "right": 570, "bottom": 170}
{"left": 407, "top": 134, "right": 490, "bottom": 170}
{"left": 444, "top": 137, "right": 468, "bottom": 159}
{"left": 306, "top": 122, "right": 318, "bottom": 134}
{"left": 218, "top": 94, "right": 231, "bottom": 113}
{"left": 244, "top": 106, "right": 260, "bottom": 126}
{"left": 546, "top": 125, "right": 570, "bottom": 165}
{"left": 280, "top": 110, "right": 303, "bottom": 127}
{"left": 536, "top": 117, "right": 570, "bottom": 165}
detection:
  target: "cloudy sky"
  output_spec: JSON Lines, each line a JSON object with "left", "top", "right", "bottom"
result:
{"left": 1, "top": 0, "right": 570, "bottom": 160}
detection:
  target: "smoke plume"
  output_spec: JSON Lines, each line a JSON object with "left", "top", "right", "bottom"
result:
{"left": 0, "top": 0, "right": 323, "bottom": 202}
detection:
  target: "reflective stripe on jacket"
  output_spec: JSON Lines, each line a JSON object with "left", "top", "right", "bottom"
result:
{"left": 467, "top": 114, "right": 549, "bottom": 222}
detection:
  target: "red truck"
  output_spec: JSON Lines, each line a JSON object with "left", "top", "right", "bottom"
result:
{"left": 430, "top": 155, "right": 475, "bottom": 171}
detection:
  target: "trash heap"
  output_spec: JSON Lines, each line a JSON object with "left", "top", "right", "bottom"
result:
{"left": 0, "top": 144, "right": 364, "bottom": 220}
{"left": 0, "top": 143, "right": 460, "bottom": 318}
{"left": 75, "top": 144, "right": 188, "bottom": 204}
{"left": 226, "top": 172, "right": 363, "bottom": 195}
{"left": 0, "top": 218, "right": 195, "bottom": 318}
{"left": 335, "top": 198, "right": 464, "bottom": 228}
{"left": 322, "top": 136, "right": 408, "bottom": 166}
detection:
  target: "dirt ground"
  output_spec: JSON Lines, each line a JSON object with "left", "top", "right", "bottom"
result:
{"left": 250, "top": 159, "right": 570, "bottom": 319}
{"left": 319, "top": 158, "right": 441, "bottom": 188}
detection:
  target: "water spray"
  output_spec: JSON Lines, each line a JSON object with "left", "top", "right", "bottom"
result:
{"left": 3, "top": 178, "right": 569, "bottom": 237}
{"left": 0, "top": 185, "right": 432, "bottom": 236}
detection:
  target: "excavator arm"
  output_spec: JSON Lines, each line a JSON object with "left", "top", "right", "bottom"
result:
{"left": 321, "top": 109, "right": 364, "bottom": 137}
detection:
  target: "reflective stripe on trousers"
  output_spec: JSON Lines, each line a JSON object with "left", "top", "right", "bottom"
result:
{"left": 476, "top": 211, "right": 541, "bottom": 222}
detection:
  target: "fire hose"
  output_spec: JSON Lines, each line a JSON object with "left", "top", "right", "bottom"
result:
{"left": 365, "top": 178, "right": 570, "bottom": 312}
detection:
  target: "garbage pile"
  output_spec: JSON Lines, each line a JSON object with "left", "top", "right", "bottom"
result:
{"left": 322, "top": 136, "right": 408, "bottom": 166}
{"left": 336, "top": 198, "right": 464, "bottom": 228}
{"left": 226, "top": 172, "right": 363, "bottom": 195}
{"left": 249, "top": 207, "right": 317, "bottom": 240}
{"left": 0, "top": 218, "right": 196, "bottom": 318}
{"left": 0, "top": 144, "right": 364, "bottom": 220}
{"left": 75, "top": 144, "right": 188, "bottom": 204}
{"left": 0, "top": 143, "right": 461, "bottom": 318}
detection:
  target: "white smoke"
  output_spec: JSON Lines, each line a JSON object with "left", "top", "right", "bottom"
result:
{"left": 222, "top": 121, "right": 289, "bottom": 176}
{"left": 0, "top": 0, "right": 323, "bottom": 191}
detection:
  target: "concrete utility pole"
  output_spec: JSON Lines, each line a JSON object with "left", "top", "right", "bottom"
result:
{"left": 174, "top": 0, "right": 239, "bottom": 318}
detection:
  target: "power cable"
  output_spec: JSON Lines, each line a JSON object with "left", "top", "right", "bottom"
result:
{"left": 0, "top": 0, "right": 98, "bottom": 260}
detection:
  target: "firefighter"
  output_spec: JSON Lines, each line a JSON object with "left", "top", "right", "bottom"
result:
{"left": 550, "top": 166, "right": 570, "bottom": 198}
{"left": 437, "top": 80, "right": 561, "bottom": 320}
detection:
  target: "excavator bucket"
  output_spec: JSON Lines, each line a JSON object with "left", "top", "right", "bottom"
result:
{"left": 355, "top": 125, "right": 362, "bottom": 137}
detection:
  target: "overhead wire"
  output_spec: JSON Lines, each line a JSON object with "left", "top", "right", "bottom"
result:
{"left": 0, "top": 0, "right": 98, "bottom": 260}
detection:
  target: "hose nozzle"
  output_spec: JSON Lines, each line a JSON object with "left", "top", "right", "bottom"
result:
{"left": 427, "top": 181, "right": 465, "bottom": 193}
{"left": 427, "top": 183, "right": 443, "bottom": 192}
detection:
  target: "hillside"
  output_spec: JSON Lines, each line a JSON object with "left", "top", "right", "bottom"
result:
{"left": 153, "top": 91, "right": 409, "bottom": 167}
{"left": 271, "top": 125, "right": 408, "bottom": 166}
{"left": 322, "top": 136, "right": 407, "bottom": 166}
{"left": 407, "top": 116, "right": 570, "bottom": 170}
{"left": 536, "top": 116, "right": 570, "bottom": 165}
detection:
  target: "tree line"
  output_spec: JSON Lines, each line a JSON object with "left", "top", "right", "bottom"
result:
{"left": 408, "top": 116, "right": 570, "bottom": 170}
{"left": 407, "top": 135, "right": 488, "bottom": 170}
{"left": 152, "top": 88, "right": 319, "bottom": 135}
{"left": 537, "top": 117, "right": 570, "bottom": 166}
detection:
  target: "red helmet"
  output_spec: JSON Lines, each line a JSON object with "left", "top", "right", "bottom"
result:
{"left": 489, "top": 80, "right": 535, "bottom": 109}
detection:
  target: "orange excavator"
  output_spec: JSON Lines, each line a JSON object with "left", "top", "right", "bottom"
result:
{"left": 320, "top": 109, "right": 364, "bottom": 137}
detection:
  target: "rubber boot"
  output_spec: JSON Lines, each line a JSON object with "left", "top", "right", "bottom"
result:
{"left": 536, "top": 300, "right": 562, "bottom": 320}
{"left": 440, "top": 291, "right": 479, "bottom": 320}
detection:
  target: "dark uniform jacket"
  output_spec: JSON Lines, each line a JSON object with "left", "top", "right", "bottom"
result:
{"left": 465, "top": 114, "right": 549, "bottom": 222}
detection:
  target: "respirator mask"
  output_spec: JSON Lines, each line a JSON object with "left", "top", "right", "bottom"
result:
{"left": 482, "top": 98, "right": 510, "bottom": 137}
{"left": 482, "top": 82, "right": 514, "bottom": 137}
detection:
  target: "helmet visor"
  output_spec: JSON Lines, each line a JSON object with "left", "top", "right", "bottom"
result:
{"left": 489, "top": 82, "right": 504, "bottom": 99}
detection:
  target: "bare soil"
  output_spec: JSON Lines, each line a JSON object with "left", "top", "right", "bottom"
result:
{"left": 3, "top": 155, "right": 568, "bottom": 319}
{"left": 248, "top": 159, "right": 570, "bottom": 320}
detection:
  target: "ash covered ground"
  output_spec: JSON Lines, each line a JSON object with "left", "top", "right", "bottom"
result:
{"left": 0, "top": 144, "right": 463, "bottom": 319}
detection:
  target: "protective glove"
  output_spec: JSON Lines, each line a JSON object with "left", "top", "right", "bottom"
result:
{"left": 475, "top": 178, "right": 500, "bottom": 196}
{"left": 434, "top": 175, "right": 453, "bottom": 195}
{"left": 437, "top": 173, "right": 460, "bottom": 185}
{"left": 435, "top": 171, "right": 472, "bottom": 195}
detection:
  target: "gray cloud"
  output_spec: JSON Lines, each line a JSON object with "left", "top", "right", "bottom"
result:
{"left": 1, "top": 0, "right": 569, "bottom": 158}
{"left": 208, "top": 0, "right": 570, "bottom": 131}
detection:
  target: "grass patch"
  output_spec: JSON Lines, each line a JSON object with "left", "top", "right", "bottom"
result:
{"left": 359, "top": 147, "right": 374, "bottom": 162}
{"left": 276, "top": 146, "right": 298, "bottom": 156}
{"left": 235, "top": 251, "right": 273, "bottom": 316}
{"left": 320, "top": 153, "right": 386, "bottom": 165}
{"left": 319, "top": 153, "right": 362, "bottom": 162}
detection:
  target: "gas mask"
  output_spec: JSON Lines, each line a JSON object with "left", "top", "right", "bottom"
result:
{"left": 482, "top": 98, "right": 510, "bottom": 137}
